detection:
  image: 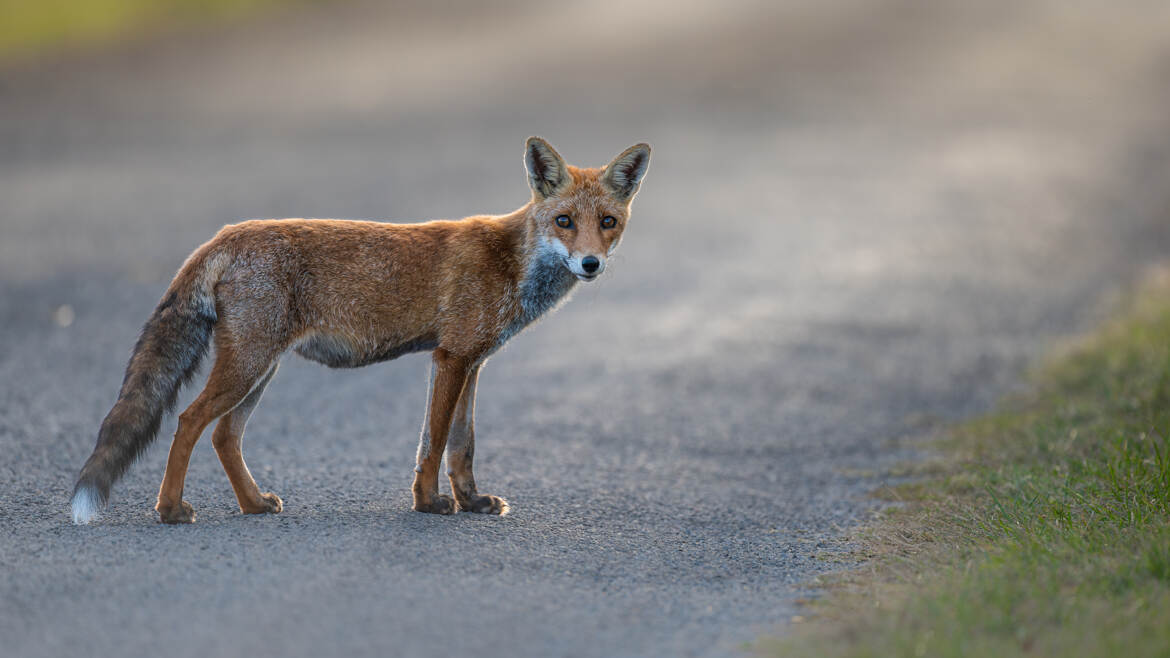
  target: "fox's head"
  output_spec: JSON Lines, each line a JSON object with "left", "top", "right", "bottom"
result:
{"left": 524, "top": 137, "right": 651, "bottom": 282}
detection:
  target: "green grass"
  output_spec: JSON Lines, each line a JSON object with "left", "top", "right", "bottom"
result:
{"left": 763, "top": 271, "right": 1170, "bottom": 657}
{"left": 0, "top": 0, "right": 294, "bottom": 58}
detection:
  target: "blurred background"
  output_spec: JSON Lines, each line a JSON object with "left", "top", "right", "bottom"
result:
{"left": 2, "top": 1, "right": 1170, "bottom": 657}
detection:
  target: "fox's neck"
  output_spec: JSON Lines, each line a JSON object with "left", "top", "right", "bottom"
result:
{"left": 502, "top": 205, "right": 578, "bottom": 323}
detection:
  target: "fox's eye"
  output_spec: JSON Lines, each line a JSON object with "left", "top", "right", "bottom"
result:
{"left": 555, "top": 215, "right": 573, "bottom": 229}
{"left": 601, "top": 216, "right": 617, "bottom": 229}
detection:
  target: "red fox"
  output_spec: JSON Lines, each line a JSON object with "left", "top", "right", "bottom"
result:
{"left": 70, "top": 137, "right": 650, "bottom": 524}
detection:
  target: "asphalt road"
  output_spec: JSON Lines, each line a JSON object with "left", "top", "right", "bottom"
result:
{"left": 2, "top": 1, "right": 1170, "bottom": 656}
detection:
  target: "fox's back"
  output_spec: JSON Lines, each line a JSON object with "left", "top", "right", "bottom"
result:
{"left": 207, "top": 217, "right": 524, "bottom": 366}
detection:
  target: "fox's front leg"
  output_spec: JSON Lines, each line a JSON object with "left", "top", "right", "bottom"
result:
{"left": 412, "top": 349, "right": 471, "bottom": 514}
{"left": 446, "top": 365, "right": 509, "bottom": 515}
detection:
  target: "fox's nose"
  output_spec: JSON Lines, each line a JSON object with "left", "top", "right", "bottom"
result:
{"left": 581, "top": 256, "right": 600, "bottom": 274}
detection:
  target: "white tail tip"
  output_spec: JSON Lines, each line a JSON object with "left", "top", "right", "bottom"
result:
{"left": 71, "top": 485, "right": 103, "bottom": 525}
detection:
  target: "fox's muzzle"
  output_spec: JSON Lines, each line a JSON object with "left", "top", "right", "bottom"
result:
{"left": 567, "top": 254, "right": 605, "bottom": 281}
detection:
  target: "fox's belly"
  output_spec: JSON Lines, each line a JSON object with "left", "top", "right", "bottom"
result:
{"left": 293, "top": 331, "right": 437, "bottom": 369}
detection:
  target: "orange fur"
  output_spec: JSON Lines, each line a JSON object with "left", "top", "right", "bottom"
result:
{"left": 70, "top": 137, "right": 650, "bottom": 524}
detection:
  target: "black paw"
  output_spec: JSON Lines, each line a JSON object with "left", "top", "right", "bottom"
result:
{"left": 458, "top": 494, "right": 509, "bottom": 515}
{"left": 157, "top": 499, "right": 196, "bottom": 524}
{"left": 413, "top": 493, "right": 456, "bottom": 515}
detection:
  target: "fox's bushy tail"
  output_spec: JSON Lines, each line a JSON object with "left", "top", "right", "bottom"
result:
{"left": 71, "top": 253, "right": 221, "bottom": 524}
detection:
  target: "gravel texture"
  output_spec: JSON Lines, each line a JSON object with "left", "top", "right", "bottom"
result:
{"left": 2, "top": 1, "right": 1169, "bottom": 656}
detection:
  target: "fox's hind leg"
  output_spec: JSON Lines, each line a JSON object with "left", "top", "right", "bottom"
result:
{"left": 212, "top": 362, "right": 282, "bottom": 515}
{"left": 445, "top": 365, "right": 508, "bottom": 515}
{"left": 156, "top": 340, "right": 280, "bottom": 524}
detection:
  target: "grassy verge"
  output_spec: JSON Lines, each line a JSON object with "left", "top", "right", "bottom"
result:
{"left": 764, "top": 269, "right": 1170, "bottom": 657}
{"left": 0, "top": 0, "right": 301, "bottom": 59}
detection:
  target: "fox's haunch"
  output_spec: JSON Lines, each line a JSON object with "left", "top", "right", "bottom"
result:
{"left": 71, "top": 290, "right": 216, "bottom": 524}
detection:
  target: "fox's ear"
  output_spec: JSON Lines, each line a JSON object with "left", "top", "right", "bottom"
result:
{"left": 525, "top": 137, "right": 570, "bottom": 200}
{"left": 602, "top": 143, "right": 651, "bottom": 201}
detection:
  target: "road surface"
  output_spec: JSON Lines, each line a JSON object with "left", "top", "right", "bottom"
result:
{"left": 2, "top": 1, "right": 1169, "bottom": 656}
